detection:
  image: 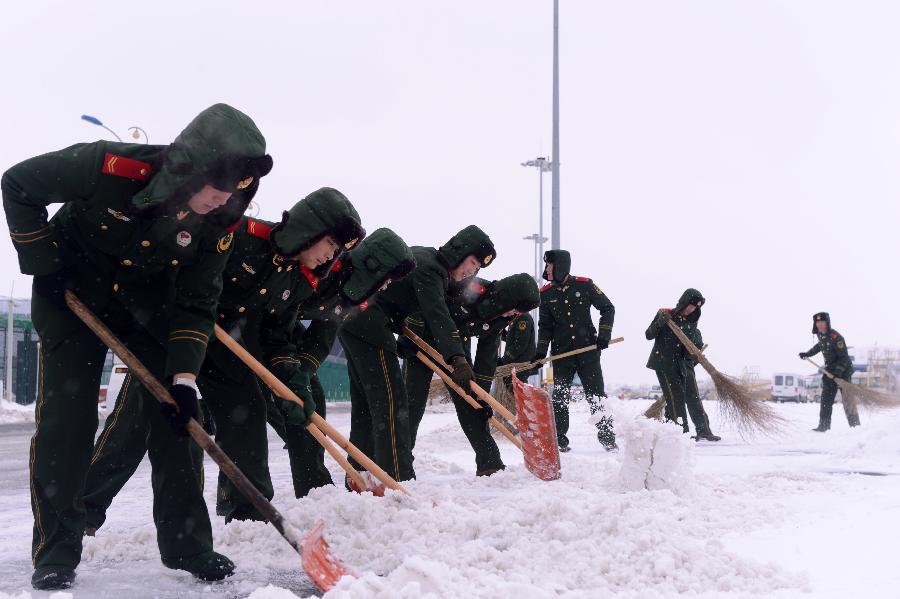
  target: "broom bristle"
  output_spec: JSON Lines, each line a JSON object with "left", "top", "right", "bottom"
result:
{"left": 835, "top": 379, "right": 900, "bottom": 411}
{"left": 493, "top": 361, "right": 531, "bottom": 380}
{"left": 643, "top": 397, "right": 666, "bottom": 420}
{"left": 710, "top": 368, "right": 787, "bottom": 436}
{"left": 490, "top": 375, "right": 519, "bottom": 436}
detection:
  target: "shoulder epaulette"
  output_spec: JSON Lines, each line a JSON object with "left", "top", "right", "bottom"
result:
{"left": 540, "top": 283, "right": 553, "bottom": 293}
{"left": 573, "top": 276, "right": 591, "bottom": 283}
{"left": 830, "top": 331, "right": 839, "bottom": 340}
{"left": 226, "top": 217, "right": 243, "bottom": 233}
{"left": 246, "top": 218, "right": 273, "bottom": 240}
{"left": 101, "top": 153, "right": 152, "bottom": 181}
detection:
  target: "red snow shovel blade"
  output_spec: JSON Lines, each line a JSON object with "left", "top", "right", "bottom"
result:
{"left": 513, "top": 371, "right": 561, "bottom": 481}
{"left": 301, "top": 520, "right": 356, "bottom": 592}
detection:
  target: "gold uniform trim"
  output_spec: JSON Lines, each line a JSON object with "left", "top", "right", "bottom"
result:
{"left": 30, "top": 346, "right": 46, "bottom": 564}
{"left": 10, "top": 226, "right": 50, "bottom": 239}
{"left": 379, "top": 350, "right": 401, "bottom": 480}
{"left": 298, "top": 353, "right": 321, "bottom": 369}
{"left": 91, "top": 373, "right": 133, "bottom": 464}
{"left": 169, "top": 329, "right": 209, "bottom": 340}
{"left": 169, "top": 336, "right": 208, "bottom": 346}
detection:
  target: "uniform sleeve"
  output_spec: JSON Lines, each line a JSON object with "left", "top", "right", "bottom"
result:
{"left": 2, "top": 143, "right": 104, "bottom": 275}
{"left": 646, "top": 310, "right": 667, "bottom": 340}
{"left": 805, "top": 342, "right": 822, "bottom": 357}
{"left": 590, "top": 283, "right": 615, "bottom": 343}
{"left": 295, "top": 318, "right": 340, "bottom": 373}
{"left": 413, "top": 263, "right": 465, "bottom": 360}
{"left": 264, "top": 316, "right": 311, "bottom": 398}
{"left": 472, "top": 331, "right": 501, "bottom": 391}
{"left": 833, "top": 334, "right": 850, "bottom": 362}
{"left": 502, "top": 317, "right": 535, "bottom": 365}
{"left": 164, "top": 234, "right": 231, "bottom": 377}
{"left": 535, "top": 299, "right": 553, "bottom": 359}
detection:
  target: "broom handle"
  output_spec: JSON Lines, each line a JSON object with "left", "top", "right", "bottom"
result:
{"left": 64, "top": 292, "right": 306, "bottom": 552}
{"left": 804, "top": 357, "right": 837, "bottom": 380}
{"left": 414, "top": 350, "right": 523, "bottom": 450}
{"left": 213, "top": 325, "right": 410, "bottom": 497}
{"left": 401, "top": 326, "right": 516, "bottom": 423}
{"left": 529, "top": 338, "right": 625, "bottom": 368}
{"left": 212, "top": 326, "right": 367, "bottom": 492}
{"left": 665, "top": 320, "right": 715, "bottom": 375}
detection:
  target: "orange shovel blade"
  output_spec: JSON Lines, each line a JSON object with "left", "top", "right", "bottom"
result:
{"left": 513, "top": 371, "right": 561, "bottom": 481}
{"left": 301, "top": 520, "right": 356, "bottom": 592}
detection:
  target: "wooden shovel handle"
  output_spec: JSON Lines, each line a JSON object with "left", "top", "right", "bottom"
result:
{"left": 532, "top": 337, "right": 624, "bottom": 368}
{"left": 400, "top": 326, "right": 517, "bottom": 423}
{"left": 64, "top": 292, "right": 306, "bottom": 552}
{"left": 414, "top": 350, "right": 522, "bottom": 450}
{"left": 213, "top": 325, "right": 410, "bottom": 496}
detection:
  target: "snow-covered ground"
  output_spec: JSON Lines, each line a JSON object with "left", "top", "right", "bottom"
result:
{"left": 0, "top": 401, "right": 35, "bottom": 425}
{"left": 1, "top": 398, "right": 899, "bottom": 598}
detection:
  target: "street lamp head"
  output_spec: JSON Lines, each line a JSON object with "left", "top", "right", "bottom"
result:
{"left": 81, "top": 114, "right": 103, "bottom": 126}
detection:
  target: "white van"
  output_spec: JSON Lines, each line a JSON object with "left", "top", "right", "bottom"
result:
{"left": 771, "top": 372, "right": 805, "bottom": 403}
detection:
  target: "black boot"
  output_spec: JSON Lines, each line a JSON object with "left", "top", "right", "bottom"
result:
{"left": 812, "top": 421, "right": 830, "bottom": 432}
{"left": 847, "top": 412, "right": 861, "bottom": 428}
{"left": 162, "top": 551, "right": 235, "bottom": 581}
{"left": 32, "top": 566, "right": 76, "bottom": 590}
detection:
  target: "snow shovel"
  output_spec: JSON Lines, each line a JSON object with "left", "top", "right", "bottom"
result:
{"left": 64, "top": 291, "right": 355, "bottom": 592}
{"left": 213, "top": 324, "right": 410, "bottom": 498}
{"left": 805, "top": 357, "right": 900, "bottom": 410}
{"left": 512, "top": 372, "right": 561, "bottom": 481}
{"left": 493, "top": 337, "right": 624, "bottom": 379}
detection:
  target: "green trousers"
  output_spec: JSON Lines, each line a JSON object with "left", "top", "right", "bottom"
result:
{"left": 30, "top": 295, "right": 213, "bottom": 570}
{"left": 819, "top": 368, "right": 860, "bottom": 427}
{"left": 404, "top": 355, "right": 503, "bottom": 473}
{"left": 339, "top": 320, "right": 415, "bottom": 482}
{"left": 263, "top": 374, "right": 334, "bottom": 498}
{"left": 551, "top": 352, "right": 614, "bottom": 448}
{"left": 83, "top": 347, "right": 274, "bottom": 528}
{"left": 655, "top": 365, "right": 712, "bottom": 434}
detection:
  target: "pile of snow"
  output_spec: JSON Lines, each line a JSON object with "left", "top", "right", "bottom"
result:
{"left": 0, "top": 400, "right": 34, "bottom": 424}
{"left": 617, "top": 413, "right": 694, "bottom": 492}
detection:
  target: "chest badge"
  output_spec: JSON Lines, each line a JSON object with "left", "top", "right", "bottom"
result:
{"left": 518, "top": 320, "right": 527, "bottom": 331}
{"left": 241, "top": 262, "right": 256, "bottom": 275}
{"left": 176, "top": 231, "right": 192, "bottom": 247}
{"left": 282, "top": 289, "right": 291, "bottom": 301}
{"left": 106, "top": 208, "right": 132, "bottom": 222}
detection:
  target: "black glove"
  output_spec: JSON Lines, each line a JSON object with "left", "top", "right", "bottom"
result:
{"left": 397, "top": 336, "right": 420, "bottom": 360}
{"left": 474, "top": 399, "right": 493, "bottom": 422}
{"left": 161, "top": 381, "right": 200, "bottom": 437}
{"left": 658, "top": 310, "right": 672, "bottom": 325}
{"left": 596, "top": 337, "right": 609, "bottom": 351}
{"left": 449, "top": 355, "right": 474, "bottom": 390}
{"left": 279, "top": 387, "right": 316, "bottom": 428}
{"left": 32, "top": 267, "right": 77, "bottom": 309}
{"left": 798, "top": 352, "right": 809, "bottom": 359}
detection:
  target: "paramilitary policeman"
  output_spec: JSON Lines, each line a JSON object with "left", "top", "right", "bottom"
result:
{"left": 404, "top": 274, "right": 540, "bottom": 476}
{"left": 81, "top": 188, "right": 365, "bottom": 529}
{"left": 534, "top": 250, "right": 616, "bottom": 452}
{"left": 645, "top": 288, "right": 721, "bottom": 441}
{"left": 339, "top": 225, "right": 496, "bottom": 483}
{"left": 2, "top": 103, "right": 273, "bottom": 589}
{"left": 799, "top": 312, "right": 860, "bottom": 431}
{"left": 262, "top": 227, "right": 416, "bottom": 498}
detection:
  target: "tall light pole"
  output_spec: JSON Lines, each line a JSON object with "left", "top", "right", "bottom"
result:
{"left": 81, "top": 115, "right": 149, "bottom": 143}
{"left": 521, "top": 156, "right": 552, "bottom": 268}
{"left": 551, "top": 0, "right": 561, "bottom": 250}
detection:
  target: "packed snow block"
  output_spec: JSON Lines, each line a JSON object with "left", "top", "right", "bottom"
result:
{"left": 619, "top": 416, "right": 694, "bottom": 492}
{"left": 512, "top": 372, "right": 561, "bottom": 481}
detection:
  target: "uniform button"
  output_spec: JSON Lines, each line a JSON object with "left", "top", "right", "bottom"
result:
{"left": 231, "top": 277, "right": 238, "bottom": 282}
{"left": 259, "top": 288, "right": 267, "bottom": 295}
{"left": 277, "top": 267, "right": 283, "bottom": 273}
{"left": 112, "top": 283, "right": 119, "bottom": 292}
{"left": 571, "top": 335, "right": 576, "bottom": 339}
{"left": 570, "top": 324, "right": 574, "bottom": 328}
{"left": 141, "top": 240, "right": 150, "bottom": 247}
{"left": 140, "top": 168, "right": 148, "bottom": 176}
{"left": 319, "top": 306, "right": 325, "bottom": 311}
{"left": 564, "top": 300, "right": 569, "bottom": 304}
{"left": 170, "top": 260, "right": 179, "bottom": 266}
{"left": 219, "top": 313, "right": 224, "bottom": 319}
{"left": 271, "top": 308, "right": 277, "bottom": 314}
{"left": 567, "top": 312, "right": 571, "bottom": 315}
{"left": 100, "top": 224, "right": 108, "bottom": 231}
{"left": 238, "top": 306, "right": 246, "bottom": 313}
{"left": 121, "top": 259, "right": 133, "bottom": 266}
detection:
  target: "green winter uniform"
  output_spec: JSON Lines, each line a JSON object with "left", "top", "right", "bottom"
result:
{"left": 802, "top": 312, "right": 859, "bottom": 430}
{"left": 498, "top": 312, "right": 536, "bottom": 384}
{"left": 405, "top": 274, "right": 539, "bottom": 474}
{"left": 81, "top": 188, "right": 366, "bottom": 527}
{"left": 340, "top": 225, "right": 495, "bottom": 482}
{"left": 646, "top": 288, "right": 718, "bottom": 439}
{"left": 264, "top": 228, "right": 416, "bottom": 497}
{"left": 535, "top": 250, "right": 615, "bottom": 450}
{"left": 2, "top": 104, "right": 271, "bottom": 582}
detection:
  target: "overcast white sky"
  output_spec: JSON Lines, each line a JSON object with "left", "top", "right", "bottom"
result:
{"left": 1, "top": 1, "right": 898, "bottom": 385}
